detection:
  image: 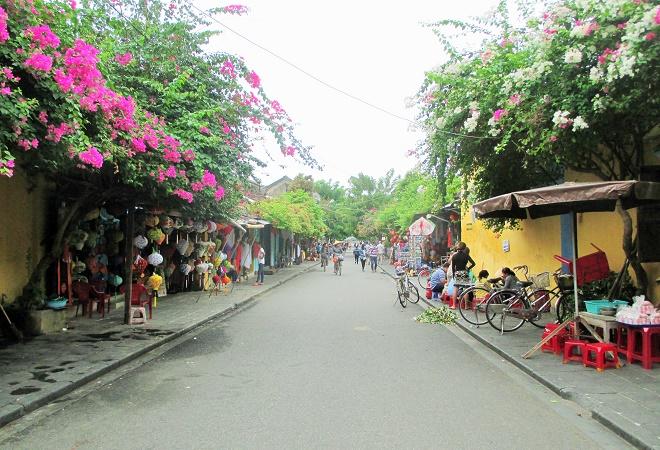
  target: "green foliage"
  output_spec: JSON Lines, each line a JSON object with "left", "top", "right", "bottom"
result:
{"left": 376, "top": 171, "right": 440, "bottom": 234}
{"left": 415, "top": 306, "right": 458, "bottom": 324}
{"left": 289, "top": 173, "right": 314, "bottom": 192}
{"left": 252, "top": 190, "right": 327, "bottom": 238}
{"left": 420, "top": 0, "right": 660, "bottom": 230}
{"left": 580, "top": 271, "right": 638, "bottom": 301}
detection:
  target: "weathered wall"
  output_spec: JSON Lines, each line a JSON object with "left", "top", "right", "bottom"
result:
{"left": 0, "top": 170, "right": 49, "bottom": 304}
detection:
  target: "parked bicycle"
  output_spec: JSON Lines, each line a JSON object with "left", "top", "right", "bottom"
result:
{"left": 456, "top": 278, "right": 502, "bottom": 326}
{"left": 484, "top": 265, "right": 582, "bottom": 334}
{"left": 395, "top": 267, "right": 420, "bottom": 307}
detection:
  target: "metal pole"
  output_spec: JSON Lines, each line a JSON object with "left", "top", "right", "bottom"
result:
{"left": 571, "top": 211, "right": 580, "bottom": 337}
{"left": 123, "top": 205, "right": 135, "bottom": 325}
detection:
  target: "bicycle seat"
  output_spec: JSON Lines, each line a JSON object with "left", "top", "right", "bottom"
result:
{"left": 519, "top": 281, "right": 534, "bottom": 288}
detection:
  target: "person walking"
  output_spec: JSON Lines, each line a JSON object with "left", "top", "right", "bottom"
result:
{"left": 449, "top": 241, "right": 475, "bottom": 305}
{"left": 353, "top": 245, "right": 360, "bottom": 264}
{"left": 377, "top": 241, "right": 385, "bottom": 265}
{"left": 369, "top": 243, "right": 378, "bottom": 272}
{"left": 359, "top": 246, "right": 367, "bottom": 271}
{"left": 254, "top": 245, "right": 266, "bottom": 286}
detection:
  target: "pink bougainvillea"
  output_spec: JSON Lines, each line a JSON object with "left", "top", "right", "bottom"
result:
{"left": 173, "top": 189, "right": 194, "bottom": 203}
{"left": 247, "top": 70, "right": 260, "bottom": 89}
{"left": 222, "top": 5, "right": 249, "bottom": 15}
{"left": 214, "top": 186, "right": 225, "bottom": 201}
{"left": 199, "top": 126, "right": 210, "bottom": 135}
{"left": 24, "top": 25, "right": 60, "bottom": 49}
{"left": 114, "top": 52, "right": 132, "bottom": 66}
{"left": 220, "top": 60, "right": 237, "bottom": 78}
{"left": 0, "top": 7, "right": 9, "bottom": 43}
{"left": 78, "top": 147, "right": 104, "bottom": 168}
{"left": 131, "top": 137, "right": 146, "bottom": 153}
{"left": 201, "top": 169, "right": 216, "bottom": 187}
{"left": 492, "top": 109, "right": 508, "bottom": 122}
{"left": 0, "top": 86, "right": 10, "bottom": 95}
{"left": 24, "top": 53, "right": 53, "bottom": 72}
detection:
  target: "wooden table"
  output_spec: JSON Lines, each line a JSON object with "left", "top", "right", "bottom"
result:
{"left": 580, "top": 312, "right": 618, "bottom": 343}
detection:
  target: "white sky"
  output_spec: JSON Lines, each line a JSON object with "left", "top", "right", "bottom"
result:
{"left": 199, "top": 0, "right": 498, "bottom": 187}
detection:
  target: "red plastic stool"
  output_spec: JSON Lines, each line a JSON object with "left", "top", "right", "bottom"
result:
{"left": 627, "top": 326, "right": 660, "bottom": 370}
{"left": 583, "top": 342, "right": 621, "bottom": 371}
{"left": 541, "top": 323, "right": 567, "bottom": 355}
{"left": 563, "top": 339, "right": 587, "bottom": 364}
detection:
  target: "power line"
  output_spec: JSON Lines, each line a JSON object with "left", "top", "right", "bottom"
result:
{"left": 188, "top": 3, "right": 490, "bottom": 141}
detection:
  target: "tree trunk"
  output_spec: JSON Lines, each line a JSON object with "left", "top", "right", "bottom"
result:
{"left": 616, "top": 202, "right": 649, "bottom": 298}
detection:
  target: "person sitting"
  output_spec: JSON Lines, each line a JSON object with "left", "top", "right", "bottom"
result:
{"left": 477, "top": 269, "right": 492, "bottom": 290}
{"left": 430, "top": 263, "right": 450, "bottom": 298}
{"left": 501, "top": 267, "right": 521, "bottom": 290}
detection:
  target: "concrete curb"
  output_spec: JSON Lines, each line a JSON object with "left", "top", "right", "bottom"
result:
{"left": 0, "top": 263, "right": 319, "bottom": 429}
{"left": 416, "top": 297, "right": 652, "bottom": 450}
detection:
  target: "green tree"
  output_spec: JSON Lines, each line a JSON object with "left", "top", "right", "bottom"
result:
{"left": 420, "top": 0, "right": 660, "bottom": 294}
{"left": 252, "top": 190, "right": 327, "bottom": 238}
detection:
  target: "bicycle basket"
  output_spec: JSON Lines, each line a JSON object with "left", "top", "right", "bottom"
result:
{"left": 554, "top": 273, "right": 574, "bottom": 291}
{"left": 530, "top": 272, "right": 550, "bottom": 289}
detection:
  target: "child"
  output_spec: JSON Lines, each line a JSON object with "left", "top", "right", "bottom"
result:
{"left": 477, "top": 270, "right": 492, "bottom": 291}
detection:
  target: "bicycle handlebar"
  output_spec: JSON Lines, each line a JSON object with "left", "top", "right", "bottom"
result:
{"left": 512, "top": 265, "right": 529, "bottom": 275}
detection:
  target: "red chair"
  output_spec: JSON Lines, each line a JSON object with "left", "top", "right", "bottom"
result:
{"left": 90, "top": 280, "right": 110, "bottom": 318}
{"left": 72, "top": 281, "right": 92, "bottom": 318}
{"left": 120, "top": 284, "right": 153, "bottom": 320}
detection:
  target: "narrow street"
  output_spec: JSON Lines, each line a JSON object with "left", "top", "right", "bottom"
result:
{"left": 0, "top": 261, "right": 632, "bottom": 449}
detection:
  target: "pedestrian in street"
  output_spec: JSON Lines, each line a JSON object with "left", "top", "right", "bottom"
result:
{"left": 254, "top": 245, "right": 265, "bottom": 286}
{"left": 369, "top": 243, "right": 378, "bottom": 272}
{"left": 449, "top": 241, "right": 476, "bottom": 305}
{"left": 359, "top": 246, "right": 367, "bottom": 271}
{"left": 353, "top": 245, "right": 360, "bottom": 264}
{"left": 377, "top": 241, "right": 385, "bottom": 265}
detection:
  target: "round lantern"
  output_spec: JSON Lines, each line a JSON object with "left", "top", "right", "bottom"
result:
{"left": 176, "top": 239, "right": 189, "bottom": 255}
{"left": 207, "top": 221, "right": 217, "bottom": 233}
{"left": 147, "top": 252, "right": 164, "bottom": 266}
{"left": 133, "top": 235, "right": 148, "bottom": 249}
{"left": 144, "top": 215, "right": 160, "bottom": 227}
{"left": 147, "top": 228, "right": 166, "bottom": 245}
{"left": 180, "top": 263, "right": 192, "bottom": 275}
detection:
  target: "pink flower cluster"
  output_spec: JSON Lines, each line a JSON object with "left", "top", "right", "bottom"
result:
{"left": 46, "top": 122, "right": 74, "bottom": 142}
{"left": 201, "top": 170, "right": 217, "bottom": 187}
{"left": 0, "top": 158, "right": 15, "bottom": 177}
{"left": 173, "top": 189, "right": 194, "bottom": 203}
{"left": 24, "top": 25, "right": 60, "bottom": 49}
{"left": 114, "top": 52, "right": 132, "bottom": 66}
{"left": 597, "top": 47, "right": 621, "bottom": 65}
{"left": 78, "top": 147, "right": 104, "bottom": 169}
{"left": 220, "top": 60, "right": 237, "bottom": 79}
{"left": 214, "top": 186, "right": 225, "bottom": 201}
{"left": 492, "top": 109, "right": 508, "bottom": 122}
{"left": 283, "top": 146, "right": 295, "bottom": 156}
{"left": 199, "top": 126, "right": 210, "bottom": 135}
{"left": 508, "top": 94, "right": 521, "bottom": 106}
{"left": 247, "top": 70, "right": 260, "bottom": 89}
{"left": 18, "top": 138, "right": 39, "bottom": 150}
{"left": 24, "top": 53, "right": 53, "bottom": 72}
{"left": 222, "top": 5, "right": 249, "bottom": 15}
{"left": 0, "top": 7, "right": 9, "bottom": 43}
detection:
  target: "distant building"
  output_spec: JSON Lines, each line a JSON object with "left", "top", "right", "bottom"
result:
{"left": 262, "top": 176, "right": 292, "bottom": 198}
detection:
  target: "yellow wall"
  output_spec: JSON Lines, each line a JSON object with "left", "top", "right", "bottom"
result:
{"left": 0, "top": 171, "right": 49, "bottom": 304}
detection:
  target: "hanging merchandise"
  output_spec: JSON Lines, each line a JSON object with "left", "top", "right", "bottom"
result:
{"left": 133, "top": 255, "right": 148, "bottom": 274}
{"left": 180, "top": 263, "right": 192, "bottom": 275}
{"left": 99, "top": 208, "right": 118, "bottom": 224}
{"left": 194, "top": 221, "right": 208, "bottom": 234}
{"left": 69, "top": 229, "right": 89, "bottom": 251}
{"left": 111, "top": 230, "right": 124, "bottom": 243}
{"left": 195, "top": 262, "right": 209, "bottom": 274}
{"left": 85, "top": 230, "right": 99, "bottom": 249}
{"left": 207, "top": 221, "right": 218, "bottom": 233}
{"left": 83, "top": 208, "right": 100, "bottom": 221}
{"left": 164, "top": 263, "right": 176, "bottom": 278}
{"left": 173, "top": 217, "right": 183, "bottom": 230}
{"left": 73, "top": 260, "right": 86, "bottom": 274}
{"left": 144, "top": 215, "right": 160, "bottom": 227}
{"left": 147, "top": 228, "right": 166, "bottom": 245}
{"left": 180, "top": 219, "right": 194, "bottom": 233}
{"left": 148, "top": 251, "right": 164, "bottom": 266}
{"left": 133, "top": 235, "right": 148, "bottom": 249}
{"left": 176, "top": 239, "right": 189, "bottom": 255}
{"left": 107, "top": 274, "right": 123, "bottom": 287}
{"left": 184, "top": 240, "right": 195, "bottom": 257}
{"left": 219, "top": 251, "right": 227, "bottom": 262}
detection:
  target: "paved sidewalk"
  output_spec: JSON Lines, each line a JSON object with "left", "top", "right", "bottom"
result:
{"left": 0, "top": 261, "right": 318, "bottom": 428}
{"left": 421, "top": 298, "right": 660, "bottom": 450}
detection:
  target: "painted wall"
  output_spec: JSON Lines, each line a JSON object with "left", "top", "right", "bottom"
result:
{"left": 0, "top": 171, "right": 49, "bottom": 304}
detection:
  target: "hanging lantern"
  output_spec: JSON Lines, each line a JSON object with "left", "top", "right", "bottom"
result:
{"left": 147, "top": 252, "right": 164, "bottom": 266}
{"left": 133, "top": 235, "right": 148, "bottom": 249}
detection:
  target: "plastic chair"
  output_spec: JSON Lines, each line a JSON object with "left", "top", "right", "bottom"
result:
{"left": 120, "top": 284, "right": 153, "bottom": 320}
{"left": 72, "top": 281, "right": 93, "bottom": 318}
{"left": 90, "top": 280, "right": 110, "bottom": 318}
{"left": 583, "top": 342, "right": 621, "bottom": 371}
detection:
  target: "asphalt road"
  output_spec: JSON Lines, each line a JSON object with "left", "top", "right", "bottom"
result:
{"left": 0, "top": 259, "right": 632, "bottom": 449}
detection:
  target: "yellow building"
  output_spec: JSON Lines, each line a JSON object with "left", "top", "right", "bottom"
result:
{"left": 0, "top": 171, "right": 50, "bottom": 305}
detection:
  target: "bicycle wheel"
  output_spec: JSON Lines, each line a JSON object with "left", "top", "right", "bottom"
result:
{"left": 485, "top": 290, "right": 529, "bottom": 333}
{"left": 527, "top": 289, "right": 559, "bottom": 328}
{"left": 406, "top": 280, "right": 420, "bottom": 304}
{"left": 556, "top": 291, "right": 583, "bottom": 323}
{"left": 417, "top": 269, "right": 431, "bottom": 290}
{"left": 397, "top": 281, "right": 407, "bottom": 308}
{"left": 457, "top": 286, "right": 491, "bottom": 326}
